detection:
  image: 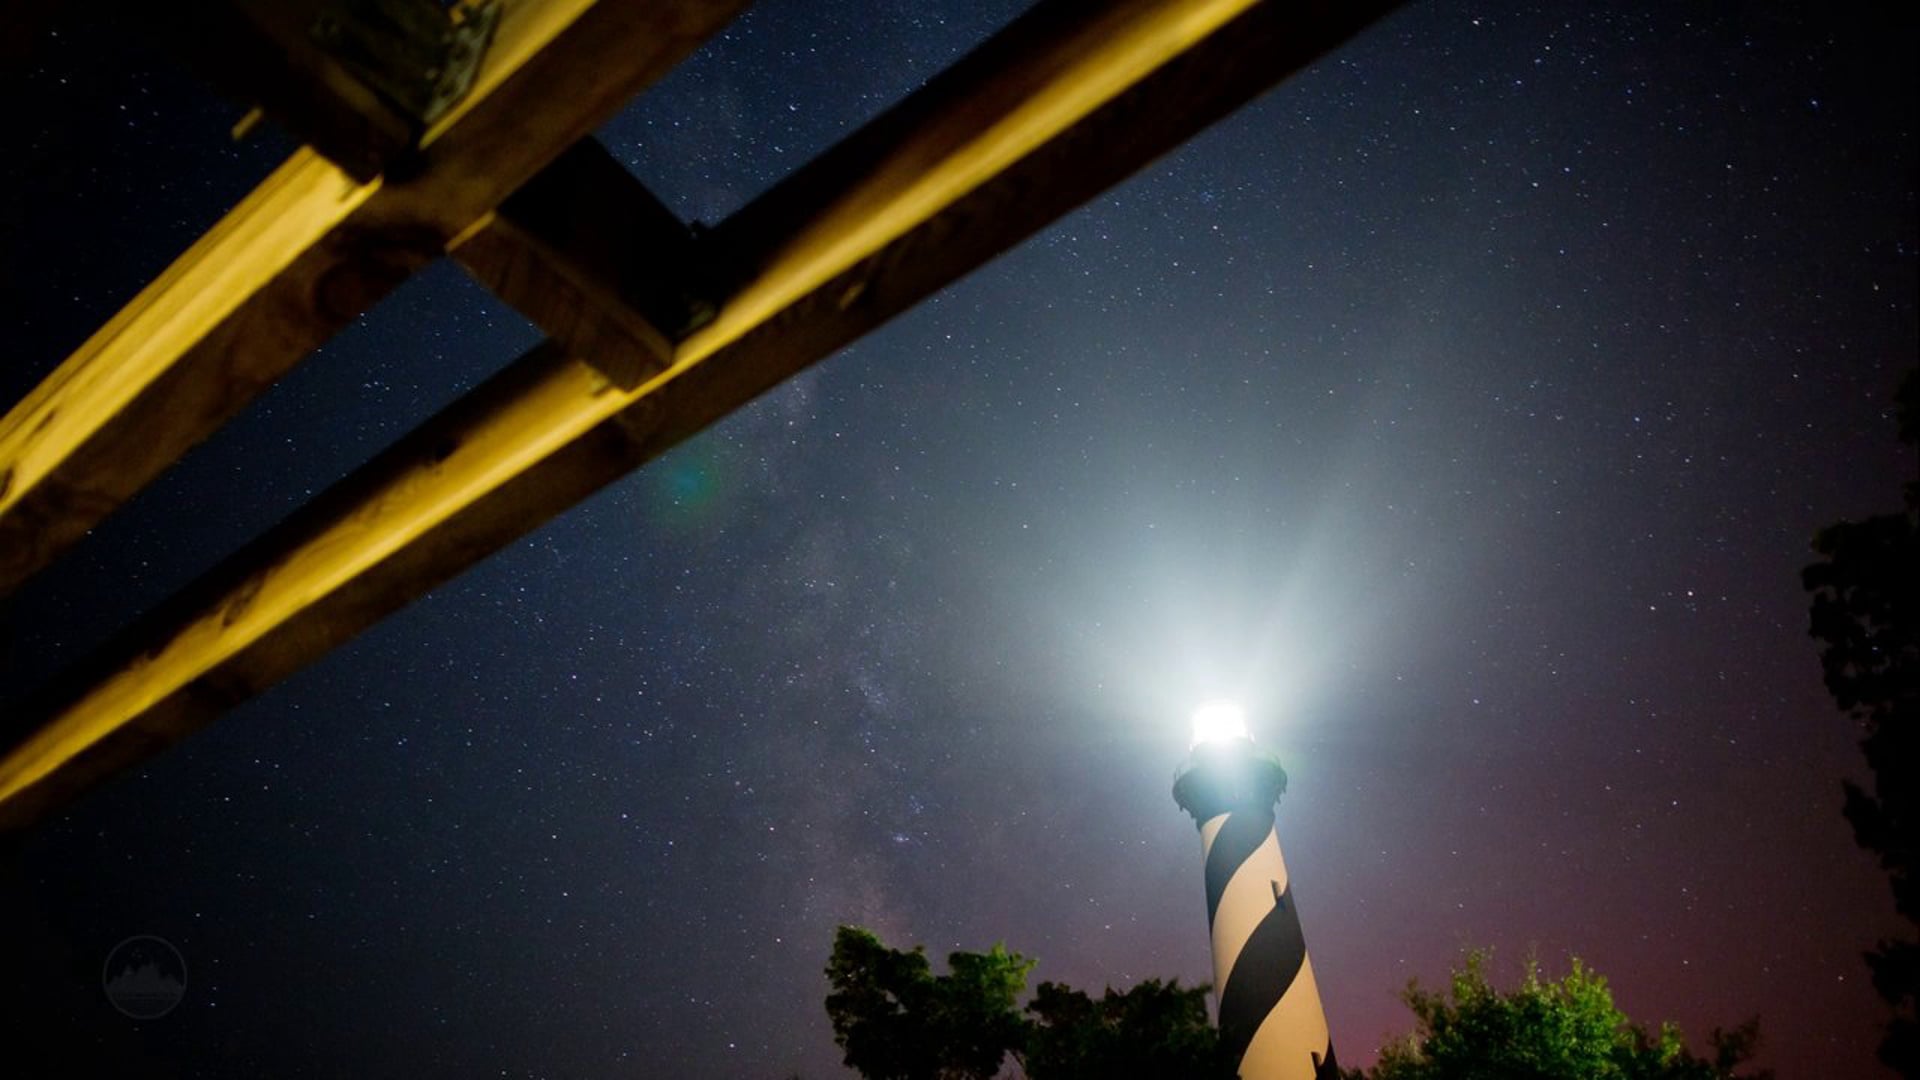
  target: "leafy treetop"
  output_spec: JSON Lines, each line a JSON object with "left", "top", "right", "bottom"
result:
{"left": 1358, "top": 950, "right": 1769, "bottom": 1080}
{"left": 824, "top": 924, "right": 1228, "bottom": 1080}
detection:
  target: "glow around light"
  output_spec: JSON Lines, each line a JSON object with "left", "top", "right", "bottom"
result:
{"left": 1190, "top": 700, "right": 1249, "bottom": 746}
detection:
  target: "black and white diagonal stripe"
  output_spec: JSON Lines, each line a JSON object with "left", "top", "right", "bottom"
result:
{"left": 1198, "top": 806, "right": 1337, "bottom": 1079}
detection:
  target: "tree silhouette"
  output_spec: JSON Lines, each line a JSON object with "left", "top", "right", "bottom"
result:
{"left": 1803, "top": 368, "right": 1920, "bottom": 1077}
{"left": 1024, "top": 977, "right": 1233, "bottom": 1079}
{"left": 825, "top": 926, "right": 1032, "bottom": 1080}
{"left": 823, "top": 925, "right": 1227, "bottom": 1079}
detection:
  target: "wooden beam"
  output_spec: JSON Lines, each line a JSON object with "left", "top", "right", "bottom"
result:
{"left": 452, "top": 138, "right": 716, "bottom": 391}
{"left": 0, "top": 0, "right": 749, "bottom": 600}
{"left": 0, "top": 0, "right": 1401, "bottom": 830}
{"left": 143, "top": 0, "right": 413, "bottom": 182}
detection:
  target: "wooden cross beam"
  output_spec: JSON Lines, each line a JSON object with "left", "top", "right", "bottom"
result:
{"left": 0, "top": 0, "right": 1400, "bottom": 830}
{"left": 0, "top": 0, "right": 749, "bottom": 600}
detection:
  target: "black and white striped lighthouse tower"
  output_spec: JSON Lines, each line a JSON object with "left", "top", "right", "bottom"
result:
{"left": 1173, "top": 703, "right": 1337, "bottom": 1080}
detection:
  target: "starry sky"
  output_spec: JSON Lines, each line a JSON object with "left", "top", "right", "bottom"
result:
{"left": 1, "top": 2, "right": 1914, "bottom": 1077}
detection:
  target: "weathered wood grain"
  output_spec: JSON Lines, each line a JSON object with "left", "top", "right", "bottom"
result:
{"left": 452, "top": 138, "right": 715, "bottom": 391}
{"left": 146, "top": 0, "right": 412, "bottom": 181}
{"left": 0, "top": 0, "right": 750, "bottom": 599}
{"left": 0, "top": 0, "right": 1402, "bottom": 830}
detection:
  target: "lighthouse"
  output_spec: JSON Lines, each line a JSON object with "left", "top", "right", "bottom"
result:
{"left": 1173, "top": 702, "right": 1337, "bottom": 1080}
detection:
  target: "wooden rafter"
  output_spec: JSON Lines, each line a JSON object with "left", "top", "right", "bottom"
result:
{"left": 140, "top": 0, "right": 415, "bottom": 181}
{"left": 454, "top": 138, "right": 712, "bottom": 390}
{"left": 0, "top": 0, "right": 1400, "bottom": 830}
{"left": 0, "top": 0, "right": 749, "bottom": 600}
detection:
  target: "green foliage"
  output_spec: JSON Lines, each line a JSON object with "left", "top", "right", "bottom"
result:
{"left": 824, "top": 925, "right": 1225, "bottom": 1080}
{"left": 1357, "top": 950, "right": 1770, "bottom": 1080}
{"left": 1025, "top": 978, "right": 1235, "bottom": 1080}
{"left": 825, "top": 926, "right": 1032, "bottom": 1080}
{"left": 1804, "top": 367, "right": 1920, "bottom": 1076}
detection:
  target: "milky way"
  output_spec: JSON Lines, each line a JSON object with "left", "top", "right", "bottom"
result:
{"left": 2, "top": 2, "right": 1913, "bottom": 1076}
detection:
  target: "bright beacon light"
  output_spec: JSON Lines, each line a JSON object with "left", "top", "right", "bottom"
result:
{"left": 1190, "top": 700, "right": 1249, "bottom": 746}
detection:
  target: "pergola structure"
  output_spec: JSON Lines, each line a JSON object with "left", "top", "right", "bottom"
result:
{"left": 0, "top": 0, "right": 1397, "bottom": 831}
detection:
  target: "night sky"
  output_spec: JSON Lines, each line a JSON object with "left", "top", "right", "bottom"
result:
{"left": 2, "top": 2, "right": 1914, "bottom": 1077}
